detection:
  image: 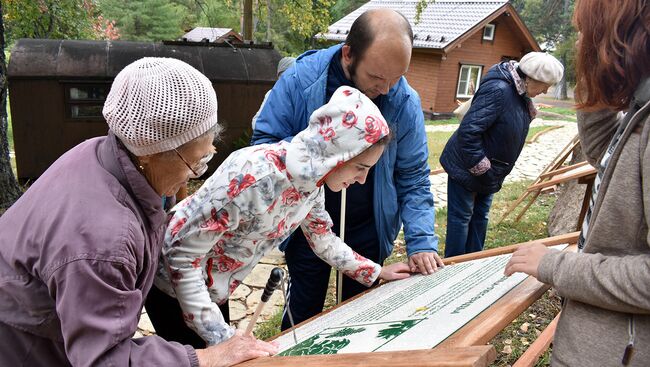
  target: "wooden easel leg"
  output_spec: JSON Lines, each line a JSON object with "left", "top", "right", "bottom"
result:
{"left": 498, "top": 135, "right": 580, "bottom": 225}
{"left": 512, "top": 312, "right": 560, "bottom": 367}
{"left": 497, "top": 191, "right": 530, "bottom": 224}
{"left": 514, "top": 191, "right": 541, "bottom": 223}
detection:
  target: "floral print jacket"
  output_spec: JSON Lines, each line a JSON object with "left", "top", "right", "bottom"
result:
{"left": 155, "top": 86, "right": 390, "bottom": 345}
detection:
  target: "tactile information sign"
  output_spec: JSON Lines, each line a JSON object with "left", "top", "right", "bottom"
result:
{"left": 276, "top": 246, "right": 566, "bottom": 356}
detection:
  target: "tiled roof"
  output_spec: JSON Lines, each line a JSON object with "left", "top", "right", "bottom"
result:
{"left": 321, "top": 0, "right": 509, "bottom": 50}
{"left": 183, "top": 27, "right": 240, "bottom": 42}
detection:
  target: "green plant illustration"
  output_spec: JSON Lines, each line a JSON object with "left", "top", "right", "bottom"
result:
{"left": 326, "top": 327, "right": 366, "bottom": 338}
{"left": 278, "top": 333, "right": 352, "bottom": 356}
{"left": 376, "top": 320, "right": 419, "bottom": 340}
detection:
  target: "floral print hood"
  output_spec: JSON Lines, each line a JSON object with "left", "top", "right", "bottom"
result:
{"left": 286, "top": 86, "right": 390, "bottom": 193}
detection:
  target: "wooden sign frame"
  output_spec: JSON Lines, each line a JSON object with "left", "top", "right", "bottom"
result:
{"left": 237, "top": 232, "right": 579, "bottom": 367}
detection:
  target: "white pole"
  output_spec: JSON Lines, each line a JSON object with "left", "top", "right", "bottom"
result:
{"left": 337, "top": 188, "right": 347, "bottom": 304}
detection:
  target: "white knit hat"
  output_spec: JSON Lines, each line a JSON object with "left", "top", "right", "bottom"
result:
{"left": 519, "top": 52, "right": 564, "bottom": 85}
{"left": 103, "top": 57, "right": 219, "bottom": 156}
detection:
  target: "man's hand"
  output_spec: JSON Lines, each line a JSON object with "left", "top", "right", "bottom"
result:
{"left": 379, "top": 262, "right": 411, "bottom": 281}
{"left": 504, "top": 242, "right": 549, "bottom": 278}
{"left": 196, "top": 330, "right": 278, "bottom": 367}
{"left": 408, "top": 252, "right": 445, "bottom": 275}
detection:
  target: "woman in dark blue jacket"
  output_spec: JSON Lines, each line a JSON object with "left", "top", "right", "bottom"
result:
{"left": 440, "top": 52, "right": 563, "bottom": 257}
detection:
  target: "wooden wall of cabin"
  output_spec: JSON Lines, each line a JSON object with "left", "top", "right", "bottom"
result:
{"left": 404, "top": 49, "right": 442, "bottom": 116}
{"left": 8, "top": 79, "right": 273, "bottom": 180}
{"left": 9, "top": 80, "right": 110, "bottom": 181}
{"left": 434, "top": 14, "right": 534, "bottom": 114}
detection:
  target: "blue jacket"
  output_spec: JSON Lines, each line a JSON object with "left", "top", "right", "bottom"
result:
{"left": 440, "top": 62, "right": 531, "bottom": 194}
{"left": 251, "top": 44, "right": 438, "bottom": 259}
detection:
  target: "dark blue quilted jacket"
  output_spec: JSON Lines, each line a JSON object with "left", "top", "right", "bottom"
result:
{"left": 440, "top": 62, "right": 532, "bottom": 194}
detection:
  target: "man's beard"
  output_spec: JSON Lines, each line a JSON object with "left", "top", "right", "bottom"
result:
{"left": 346, "top": 58, "right": 372, "bottom": 97}
{"left": 348, "top": 57, "right": 358, "bottom": 81}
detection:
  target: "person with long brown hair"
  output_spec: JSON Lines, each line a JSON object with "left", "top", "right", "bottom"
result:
{"left": 504, "top": 0, "right": 650, "bottom": 365}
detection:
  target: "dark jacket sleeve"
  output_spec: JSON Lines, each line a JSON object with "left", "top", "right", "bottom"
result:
{"left": 49, "top": 254, "right": 197, "bottom": 366}
{"left": 456, "top": 84, "right": 505, "bottom": 169}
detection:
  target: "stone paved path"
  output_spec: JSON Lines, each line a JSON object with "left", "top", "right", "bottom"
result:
{"left": 136, "top": 118, "right": 578, "bottom": 340}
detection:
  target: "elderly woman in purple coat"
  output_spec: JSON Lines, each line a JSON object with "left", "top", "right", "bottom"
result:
{"left": 0, "top": 58, "right": 276, "bottom": 367}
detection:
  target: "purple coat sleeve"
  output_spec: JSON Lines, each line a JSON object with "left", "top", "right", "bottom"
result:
{"left": 49, "top": 258, "right": 199, "bottom": 367}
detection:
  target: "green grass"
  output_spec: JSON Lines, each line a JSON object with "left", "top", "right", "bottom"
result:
{"left": 537, "top": 106, "right": 577, "bottom": 121}
{"left": 254, "top": 309, "right": 284, "bottom": 341}
{"left": 7, "top": 114, "right": 13, "bottom": 152}
{"left": 485, "top": 180, "right": 556, "bottom": 248}
{"left": 426, "top": 131, "right": 453, "bottom": 171}
{"left": 537, "top": 106, "right": 575, "bottom": 117}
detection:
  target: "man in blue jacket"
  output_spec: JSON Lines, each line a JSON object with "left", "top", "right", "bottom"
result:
{"left": 251, "top": 8, "right": 442, "bottom": 329}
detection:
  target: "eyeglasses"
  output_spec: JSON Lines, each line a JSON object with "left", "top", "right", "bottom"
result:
{"left": 174, "top": 148, "right": 214, "bottom": 178}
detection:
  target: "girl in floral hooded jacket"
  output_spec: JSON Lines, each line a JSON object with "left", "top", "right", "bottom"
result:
{"left": 153, "top": 86, "right": 411, "bottom": 346}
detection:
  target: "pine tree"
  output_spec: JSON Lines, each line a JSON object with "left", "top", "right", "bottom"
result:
{"left": 100, "top": 0, "right": 185, "bottom": 41}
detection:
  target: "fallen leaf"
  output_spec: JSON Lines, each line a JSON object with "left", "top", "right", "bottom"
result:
{"left": 521, "top": 337, "right": 530, "bottom": 346}
{"left": 502, "top": 345, "right": 513, "bottom": 354}
{"left": 504, "top": 339, "right": 512, "bottom": 345}
{"left": 520, "top": 322, "right": 530, "bottom": 332}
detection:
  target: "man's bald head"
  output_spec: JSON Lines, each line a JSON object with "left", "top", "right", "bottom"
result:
{"left": 344, "top": 9, "right": 413, "bottom": 62}
{"left": 340, "top": 9, "right": 413, "bottom": 99}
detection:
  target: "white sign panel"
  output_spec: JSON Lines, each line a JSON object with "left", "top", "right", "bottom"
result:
{"left": 276, "top": 246, "right": 566, "bottom": 356}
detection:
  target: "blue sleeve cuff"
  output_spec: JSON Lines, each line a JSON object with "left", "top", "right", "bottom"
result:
{"left": 405, "top": 238, "right": 439, "bottom": 257}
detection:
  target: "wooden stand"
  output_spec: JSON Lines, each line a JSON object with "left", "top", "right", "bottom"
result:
{"left": 236, "top": 232, "right": 579, "bottom": 367}
{"left": 498, "top": 135, "right": 596, "bottom": 224}
{"left": 237, "top": 346, "right": 496, "bottom": 367}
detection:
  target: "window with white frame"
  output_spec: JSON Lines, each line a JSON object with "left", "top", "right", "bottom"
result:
{"left": 456, "top": 65, "right": 483, "bottom": 98}
{"left": 483, "top": 24, "right": 495, "bottom": 41}
{"left": 64, "top": 83, "right": 110, "bottom": 120}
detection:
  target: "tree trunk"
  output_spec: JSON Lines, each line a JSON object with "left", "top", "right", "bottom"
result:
{"left": 266, "top": 0, "right": 271, "bottom": 41}
{"left": 547, "top": 145, "right": 586, "bottom": 236}
{"left": 0, "top": 2, "right": 22, "bottom": 211}
{"left": 243, "top": 0, "right": 253, "bottom": 40}
{"left": 252, "top": 0, "right": 258, "bottom": 39}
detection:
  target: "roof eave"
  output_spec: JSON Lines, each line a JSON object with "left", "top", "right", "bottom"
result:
{"left": 442, "top": 3, "right": 540, "bottom": 55}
